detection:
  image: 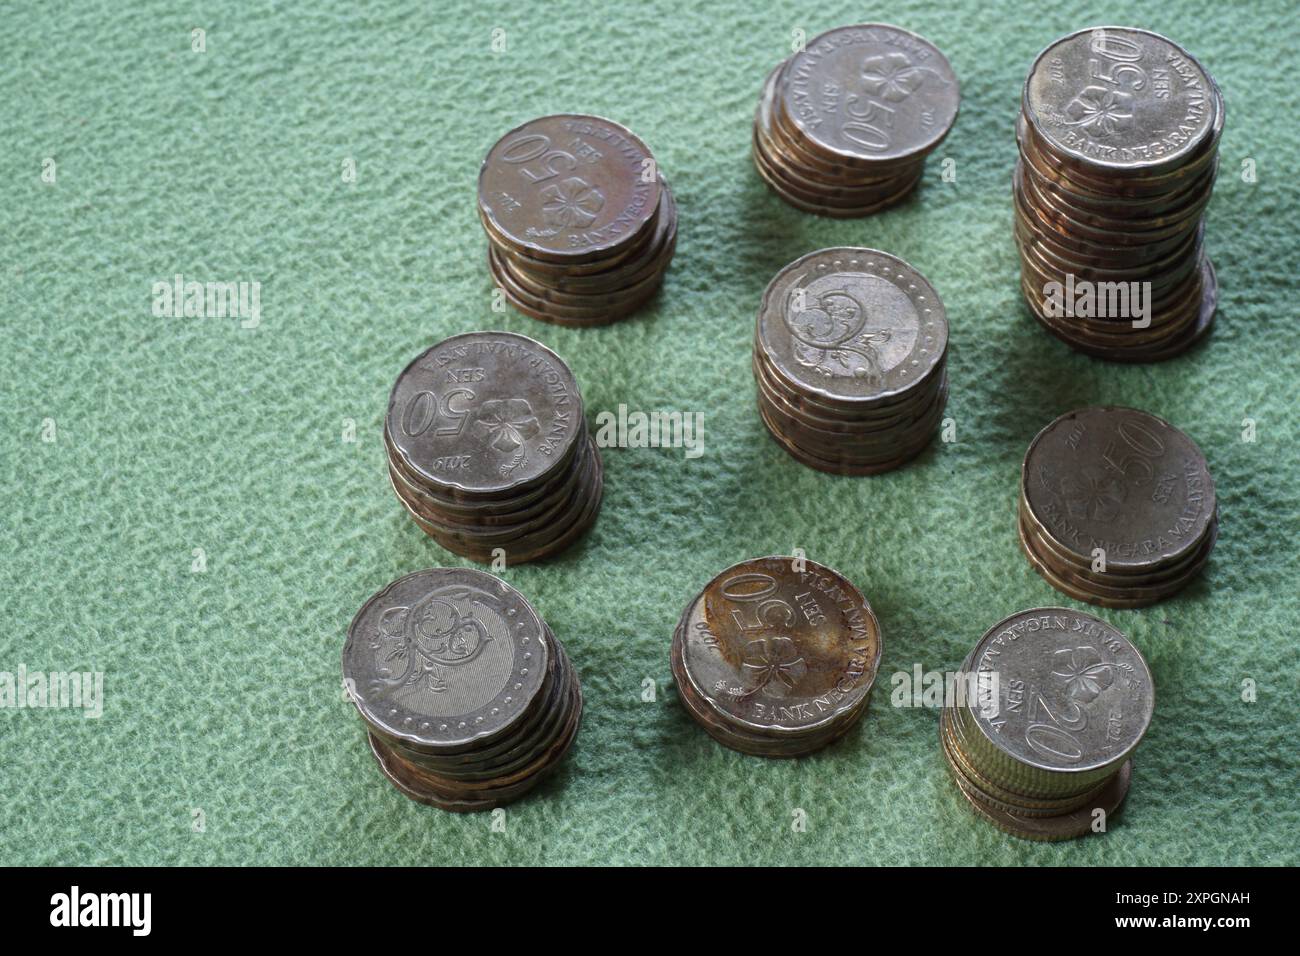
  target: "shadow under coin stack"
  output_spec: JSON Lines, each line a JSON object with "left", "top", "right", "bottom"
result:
{"left": 670, "top": 556, "right": 883, "bottom": 757}
{"left": 751, "top": 24, "right": 959, "bottom": 217}
{"left": 384, "top": 331, "right": 602, "bottom": 564}
{"left": 1015, "top": 27, "right": 1224, "bottom": 361}
{"left": 478, "top": 114, "right": 676, "bottom": 326}
{"left": 941, "top": 607, "right": 1154, "bottom": 841}
{"left": 1019, "top": 406, "right": 1217, "bottom": 608}
{"left": 343, "top": 569, "right": 582, "bottom": 812}
{"left": 754, "top": 248, "right": 949, "bottom": 475}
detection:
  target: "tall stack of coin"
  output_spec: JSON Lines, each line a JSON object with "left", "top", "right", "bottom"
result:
{"left": 343, "top": 568, "right": 582, "bottom": 812}
{"left": 478, "top": 114, "right": 676, "bottom": 326}
{"left": 1019, "top": 406, "right": 1217, "bottom": 608}
{"left": 753, "top": 248, "right": 949, "bottom": 475}
{"left": 751, "top": 24, "right": 959, "bottom": 217}
{"left": 670, "top": 556, "right": 883, "bottom": 758}
{"left": 940, "top": 607, "right": 1153, "bottom": 841}
{"left": 1014, "top": 27, "right": 1224, "bottom": 361}
{"left": 384, "top": 331, "right": 603, "bottom": 564}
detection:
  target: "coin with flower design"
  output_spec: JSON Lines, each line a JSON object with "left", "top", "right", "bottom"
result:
{"left": 779, "top": 24, "right": 959, "bottom": 165}
{"left": 938, "top": 607, "right": 1152, "bottom": 840}
{"left": 1018, "top": 406, "right": 1216, "bottom": 605}
{"left": 1024, "top": 27, "right": 1218, "bottom": 175}
{"left": 750, "top": 25, "right": 959, "bottom": 216}
{"left": 383, "top": 332, "right": 602, "bottom": 564}
{"left": 672, "top": 556, "right": 882, "bottom": 755}
{"left": 478, "top": 114, "right": 661, "bottom": 262}
{"left": 386, "top": 331, "right": 584, "bottom": 497}
{"left": 478, "top": 115, "right": 676, "bottom": 323}
{"left": 960, "top": 607, "right": 1153, "bottom": 778}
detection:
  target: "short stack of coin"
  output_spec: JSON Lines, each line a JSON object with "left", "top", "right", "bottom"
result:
{"left": 384, "top": 331, "right": 603, "bottom": 564}
{"left": 753, "top": 248, "right": 949, "bottom": 475}
{"left": 478, "top": 114, "right": 676, "bottom": 326}
{"left": 670, "top": 556, "right": 883, "bottom": 758}
{"left": 940, "top": 607, "right": 1153, "bottom": 841}
{"left": 1018, "top": 406, "right": 1217, "bottom": 608}
{"left": 1014, "top": 27, "right": 1224, "bottom": 361}
{"left": 343, "top": 568, "right": 582, "bottom": 812}
{"left": 751, "top": 24, "right": 959, "bottom": 217}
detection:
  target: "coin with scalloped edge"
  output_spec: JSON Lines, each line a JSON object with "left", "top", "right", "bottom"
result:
{"left": 343, "top": 568, "right": 549, "bottom": 750}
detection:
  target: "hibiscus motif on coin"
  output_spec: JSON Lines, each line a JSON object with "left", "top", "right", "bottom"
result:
{"left": 540, "top": 177, "right": 605, "bottom": 230}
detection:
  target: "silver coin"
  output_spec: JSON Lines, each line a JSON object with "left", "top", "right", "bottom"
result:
{"left": 960, "top": 607, "right": 1154, "bottom": 779}
{"left": 1022, "top": 406, "right": 1216, "bottom": 572}
{"left": 342, "top": 568, "right": 549, "bottom": 750}
{"left": 756, "top": 248, "right": 948, "bottom": 407}
{"left": 780, "top": 24, "right": 960, "bottom": 165}
{"left": 1024, "top": 26, "right": 1217, "bottom": 174}
{"left": 385, "top": 331, "right": 584, "bottom": 497}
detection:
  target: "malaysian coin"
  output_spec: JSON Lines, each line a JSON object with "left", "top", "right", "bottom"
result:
{"left": 478, "top": 114, "right": 676, "bottom": 324}
{"left": 478, "top": 114, "right": 661, "bottom": 263}
{"left": 672, "top": 556, "right": 883, "bottom": 756}
{"left": 751, "top": 25, "right": 959, "bottom": 216}
{"left": 343, "top": 569, "right": 582, "bottom": 810}
{"left": 342, "top": 568, "right": 550, "bottom": 751}
{"left": 1019, "top": 406, "right": 1216, "bottom": 605}
{"left": 753, "top": 248, "right": 949, "bottom": 474}
{"left": 383, "top": 332, "right": 603, "bottom": 564}
{"left": 780, "top": 24, "right": 960, "bottom": 166}
{"left": 1013, "top": 28, "right": 1223, "bottom": 360}
{"left": 1023, "top": 27, "right": 1218, "bottom": 176}
{"left": 955, "top": 607, "right": 1153, "bottom": 795}
{"left": 939, "top": 607, "right": 1152, "bottom": 840}
{"left": 386, "top": 331, "right": 583, "bottom": 497}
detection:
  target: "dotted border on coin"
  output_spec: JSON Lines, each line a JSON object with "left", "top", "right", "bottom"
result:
{"left": 758, "top": 247, "right": 949, "bottom": 404}
{"left": 342, "top": 568, "right": 550, "bottom": 749}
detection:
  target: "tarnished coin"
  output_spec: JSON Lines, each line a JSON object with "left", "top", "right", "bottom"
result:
{"left": 343, "top": 569, "right": 582, "bottom": 811}
{"left": 1024, "top": 27, "right": 1218, "bottom": 175}
{"left": 1019, "top": 406, "right": 1216, "bottom": 605}
{"left": 672, "top": 556, "right": 883, "bottom": 754}
{"left": 478, "top": 115, "right": 676, "bottom": 324}
{"left": 478, "top": 114, "right": 661, "bottom": 263}
{"left": 780, "top": 24, "right": 960, "bottom": 165}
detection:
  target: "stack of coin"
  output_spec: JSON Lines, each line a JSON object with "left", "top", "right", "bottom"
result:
{"left": 384, "top": 331, "right": 603, "bottom": 565}
{"left": 940, "top": 607, "right": 1154, "bottom": 841}
{"left": 343, "top": 568, "right": 582, "bottom": 812}
{"left": 1018, "top": 406, "right": 1217, "bottom": 608}
{"left": 478, "top": 114, "right": 677, "bottom": 326}
{"left": 751, "top": 24, "right": 959, "bottom": 217}
{"left": 753, "top": 248, "right": 949, "bottom": 475}
{"left": 670, "top": 556, "right": 883, "bottom": 758}
{"left": 1014, "top": 27, "right": 1224, "bottom": 361}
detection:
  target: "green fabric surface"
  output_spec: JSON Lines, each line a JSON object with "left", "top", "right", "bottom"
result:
{"left": 3, "top": 0, "right": 1297, "bottom": 867}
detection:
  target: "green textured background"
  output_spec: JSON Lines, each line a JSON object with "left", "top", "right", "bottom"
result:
{"left": 4, "top": 0, "right": 1297, "bottom": 866}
